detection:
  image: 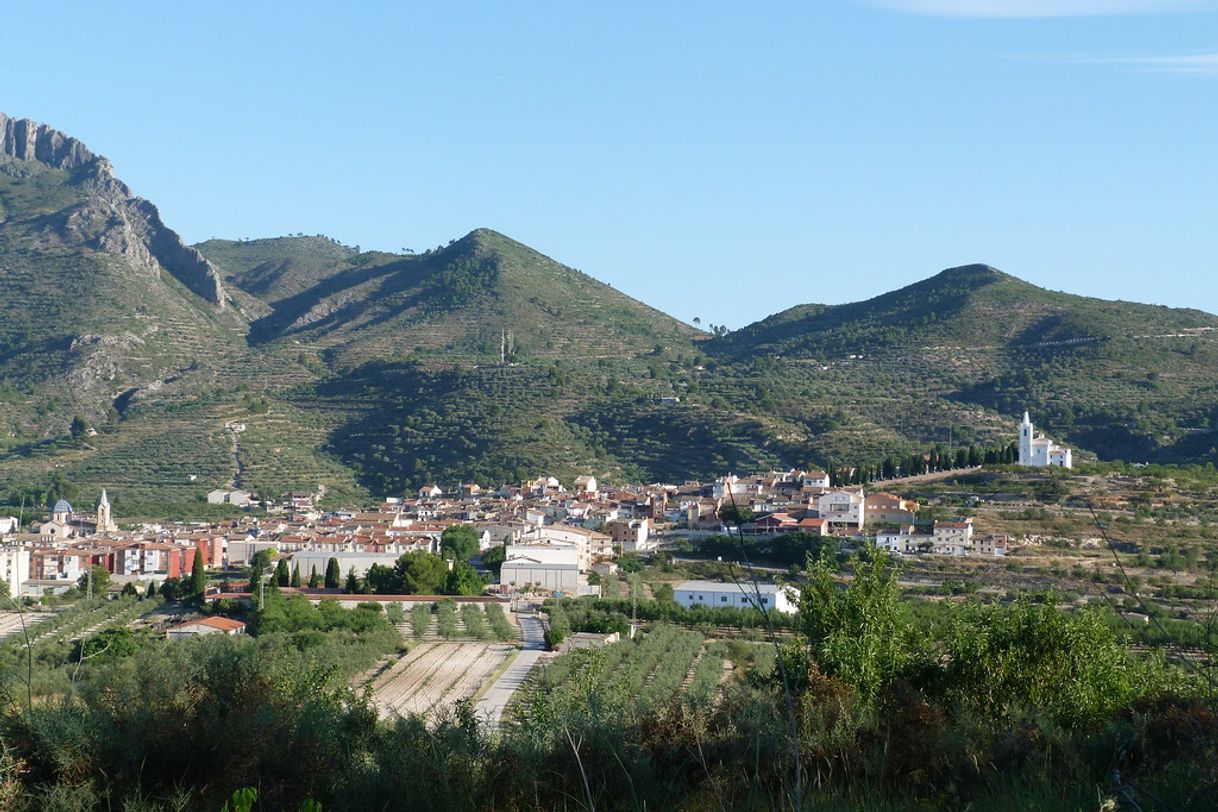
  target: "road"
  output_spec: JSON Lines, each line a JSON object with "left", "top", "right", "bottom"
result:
{"left": 474, "top": 614, "right": 546, "bottom": 728}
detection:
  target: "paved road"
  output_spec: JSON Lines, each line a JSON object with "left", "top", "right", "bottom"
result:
{"left": 474, "top": 614, "right": 546, "bottom": 728}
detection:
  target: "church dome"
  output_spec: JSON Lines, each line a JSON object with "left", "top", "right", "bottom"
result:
{"left": 52, "top": 499, "right": 73, "bottom": 514}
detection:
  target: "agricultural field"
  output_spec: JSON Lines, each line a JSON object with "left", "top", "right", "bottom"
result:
{"left": 396, "top": 599, "right": 518, "bottom": 642}
{"left": 365, "top": 641, "right": 514, "bottom": 718}
{"left": 513, "top": 624, "right": 740, "bottom": 722}
{"left": 0, "top": 610, "right": 54, "bottom": 642}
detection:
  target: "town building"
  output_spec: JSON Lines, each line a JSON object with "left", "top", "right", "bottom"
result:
{"left": 672, "top": 579, "right": 799, "bottom": 615}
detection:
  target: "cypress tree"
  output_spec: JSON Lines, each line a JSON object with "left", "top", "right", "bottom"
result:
{"left": 325, "top": 557, "right": 341, "bottom": 589}
{"left": 344, "top": 567, "right": 359, "bottom": 594}
{"left": 290, "top": 563, "right": 301, "bottom": 588}
{"left": 274, "top": 558, "right": 290, "bottom": 587}
{"left": 191, "top": 548, "right": 206, "bottom": 598}
{"left": 308, "top": 564, "right": 320, "bottom": 589}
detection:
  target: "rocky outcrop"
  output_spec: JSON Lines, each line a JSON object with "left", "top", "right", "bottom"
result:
{"left": 1, "top": 112, "right": 226, "bottom": 309}
{"left": 0, "top": 112, "right": 95, "bottom": 170}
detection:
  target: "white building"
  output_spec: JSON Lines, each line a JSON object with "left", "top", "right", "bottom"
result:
{"left": 1018, "top": 411, "right": 1072, "bottom": 468}
{"left": 673, "top": 580, "right": 799, "bottom": 615}
{"left": 817, "top": 489, "right": 866, "bottom": 530}
{"left": 288, "top": 551, "right": 404, "bottom": 581}
{"left": 500, "top": 544, "right": 581, "bottom": 593}
{"left": 0, "top": 546, "right": 31, "bottom": 597}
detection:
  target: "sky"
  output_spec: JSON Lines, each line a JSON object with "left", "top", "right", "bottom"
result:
{"left": 3, "top": 1, "right": 1216, "bottom": 328}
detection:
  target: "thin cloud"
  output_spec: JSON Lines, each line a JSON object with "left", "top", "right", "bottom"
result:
{"left": 873, "top": 0, "right": 1218, "bottom": 17}
{"left": 1092, "top": 53, "right": 1218, "bottom": 73}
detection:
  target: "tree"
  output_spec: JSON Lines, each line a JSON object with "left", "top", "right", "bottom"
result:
{"left": 481, "top": 544, "right": 507, "bottom": 576}
{"left": 121, "top": 582, "right": 138, "bottom": 598}
{"left": 249, "top": 550, "right": 271, "bottom": 594}
{"left": 308, "top": 565, "right": 321, "bottom": 589}
{"left": 800, "top": 546, "right": 917, "bottom": 707}
{"left": 275, "top": 558, "right": 290, "bottom": 587}
{"left": 78, "top": 565, "right": 110, "bottom": 595}
{"left": 344, "top": 568, "right": 360, "bottom": 594}
{"left": 69, "top": 415, "right": 91, "bottom": 441}
{"left": 290, "top": 564, "right": 301, "bottom": 588}
{"left": 146, "top": 580, "right": 157, "bottom": 600}
{"left": 393, "top": 552, "right": 448, "bottom": 595}
{"left": 324, "top": 557, "right": 341, "bottom": 589}
{"left": 445, "top": 561, "right": 485, "bottom": 596}
{"left": 440, "top": 524, "right": 480, "bottom": 562}
{"left": 365, "top": 563, "right": 395, "bottom": 594}
{"left": 653, "top": 582, "right": 675, "bottom": 603}
{"left": 718, "top": 504, "right": 754, "bottom": 526}
{"left": 191, "top": 548, "right": 207, "bottom": 598}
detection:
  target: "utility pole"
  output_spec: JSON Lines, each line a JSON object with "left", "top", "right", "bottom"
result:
{"left": 87, "top": 562, "right": 93, "bottom": 599}
{"left": 259, "top": 575, "right": 265, "bottom": 611}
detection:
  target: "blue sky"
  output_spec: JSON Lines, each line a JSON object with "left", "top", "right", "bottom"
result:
{"left": 3, "top": 1, "right": 1216, "bottom": 327}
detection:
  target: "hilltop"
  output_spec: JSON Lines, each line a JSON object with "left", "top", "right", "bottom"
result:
{"left": 713, "top": 264, "right": 1218, "bottom": 358}
{"left": 197, "top": 228, "right": 698, "bottom": 367}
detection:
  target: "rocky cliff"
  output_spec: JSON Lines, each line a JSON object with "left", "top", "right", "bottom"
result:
{"left": 0, "top": 112, "right": 227, "bottom": 308}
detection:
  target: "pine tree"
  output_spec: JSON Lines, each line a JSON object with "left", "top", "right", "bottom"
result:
{"left": 325, "top": 557, "right": 341, "bottom": 589}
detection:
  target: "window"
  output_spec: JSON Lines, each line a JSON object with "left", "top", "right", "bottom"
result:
{"left": 698, "top": 594, "right": 703, "bottom": 600}
{"left": 721, "top": 596, "right": 728, "bottom": 603}
{"left": 760, "top": 597, "right": 769, "bottom": 605}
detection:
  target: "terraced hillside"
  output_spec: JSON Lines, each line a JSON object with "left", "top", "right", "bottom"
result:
{"left": 709, "top": 266, "right": 1218, "bottom": 465}
{"left": 0, "top": 116, "right": 245, "bottom": 443}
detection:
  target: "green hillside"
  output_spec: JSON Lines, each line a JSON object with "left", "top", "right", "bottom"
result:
{"left": 199, "top": 228, "right": 699, "bottom": 368}
{"left": 197, "top": 235, "right": 359, "bottom": 305}
{"left": 709, "top": 265, "right": 1218, "bottom": 465}
{"left": 0, "top": 154, "right": 244, "bottom": 444}
{"left": 715, "top": 264, "right": 1218, "bottom": 358}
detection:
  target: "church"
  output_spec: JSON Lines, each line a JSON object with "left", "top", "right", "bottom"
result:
{"left": 1018, "top": 412, "right": 1072, "bottom": 469}
{"left": 38, "top": 489, "right": 118, "bottom": 539}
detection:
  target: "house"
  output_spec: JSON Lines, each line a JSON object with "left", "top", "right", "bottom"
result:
{"left": 418, "top": 484, "right": 443, "bottom": 499}
{"left": 795, "top": 469, "right": 831, "bottom": 489}
{"left": 817, "top": 489, "right": 866, "bottom": 530}
{"left": 1018, "top": 411, "right": 1072, "bottom": 468}
{"left": 572, "top": 475, "right": 598, "bottom": 496}
{"left": 932, "top": 519, "right": 974, "bottom": 555}
{"left": 864, "top": 492, "right": 918, "bottom": 524}
{"left": 673, "top": 579, "right": 799, "bottom": 615}
{"left": 604, "top": 518, "right": 653, "bottom": 552}
{"left": 166, "top": 616, "right": 247, "bottom": 640}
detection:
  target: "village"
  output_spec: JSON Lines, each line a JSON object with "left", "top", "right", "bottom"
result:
{"left": 0, "top": 466, "right": 1021, "bottom": 603}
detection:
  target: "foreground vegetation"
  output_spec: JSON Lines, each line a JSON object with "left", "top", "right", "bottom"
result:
{"left": 1, "top": 548, "right": 1214, "bottom": 811}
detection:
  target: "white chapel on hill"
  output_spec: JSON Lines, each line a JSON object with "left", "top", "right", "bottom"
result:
{"left": 1018, "top": 411, "right": 1072, "bottom": 469}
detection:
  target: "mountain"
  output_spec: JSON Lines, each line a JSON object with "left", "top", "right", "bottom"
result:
{"left": 3, "top": 114, "right": 1218, "bottom": 517}
{"left": 714, "top": 264, "right": 1218, "bottom": 359}
{"left": 197, "top": 228, "right": 698, "bottom": 368}
{"left": 711, "top": 265, "right": 1218, "bottom": 465}
{"left": 0, "top": 113, "right": 243, "bottom": 440}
